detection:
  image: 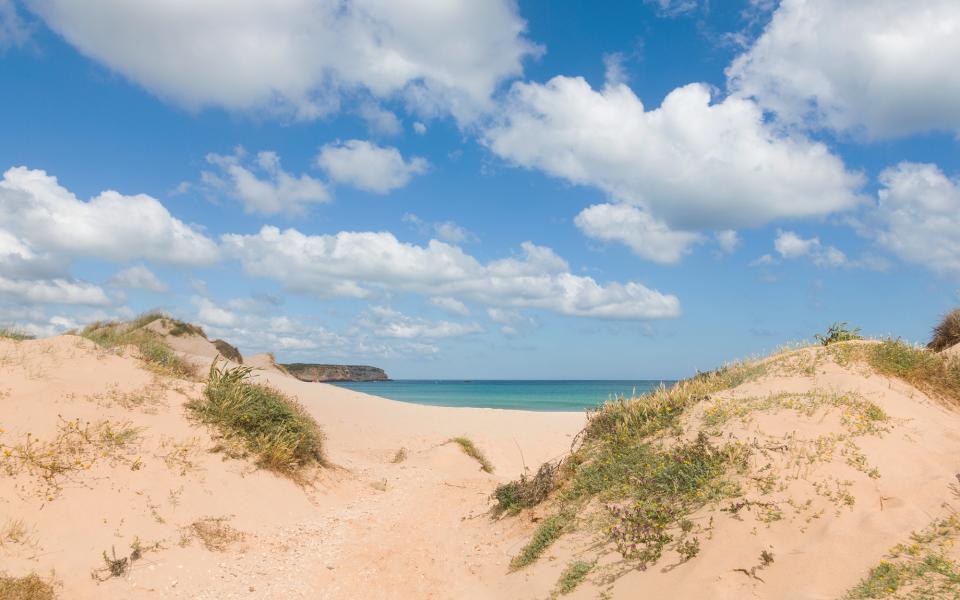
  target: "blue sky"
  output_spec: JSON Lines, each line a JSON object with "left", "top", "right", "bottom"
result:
{"left": 1, "top": 0, "right": 958, "bottom": 379}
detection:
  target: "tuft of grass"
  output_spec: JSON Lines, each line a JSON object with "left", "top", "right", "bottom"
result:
{"left": 554, "top": 560, "right": 593, "bottom": 596}
{"left": 815, "top": 322, "right": 863, "bottom": 346}
{"left": 929, "top": 308, "right": 960, "bottom": 352}
{"left": 867, "top": 338, "right": 960, "bottom": 405}
{"left": 844, "top": 514, "right": 960, "bottom": 599}
{"left": 212, "top": 339, "right": 243, "bottom": 364}
{"left": 0, "top": 572, "right": 57, "bottom": 600}
{"left": 80, "top": 315, "right": 197, "bottom": 379}
{"left": 165, "top": 318, "right": 206, "bottom": 338}
{"left": 449, "top": 437, "right": 494, "bottom": 473}
{"left": 0, "top": 327, "right": 34, "bottom": 341}
{"left": 187, "top": 360, "right": 324, "bottom": 475}
{"left": 510, "top": 512, "right": 572, "bottom": 570}
{"left": 391, "top": 447, "right": 408, "bottom": 463}
{"left": 186, "top": 517, "right": 244, "bottom": 552}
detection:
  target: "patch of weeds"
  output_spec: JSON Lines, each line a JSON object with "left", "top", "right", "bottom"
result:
{"left": 1, "top": 519, "right": 32, "bottom": 548}
{"left": 92, "top": 538, "right": 160, "bottom": 581}
{"left": 0, "top": 417, "right": 141, "bottom": 496}
{"left": 552, "top": 560, "right": 593, "bottom": 597}
{"left": 844, "top": 514, "right": 960, "bottom": 599}
{"left": 493, "top": 461, "right": 558, "bottom": 515}
{"left": 212, "top": 339, "right": 242, "bottom": 363}
{"left": 184, "top": 517, "right": 244, "bottom": 552}
{"left": 0, "top": 327, "right": 34, "bottom": 341}
{"left": 391, "top": 447, "right": 408, "bottom": 463}
{"left": 156, "top": 437, "right": 202, "bottom": 476}
{"left": 867, "top": 338, "right": 960, "bottom": 405}
{"left": 164, "top": 318, "right": 206, "bottom": 338}
{"left": 929, "top": 308, "right": 960, "bottom": 352}
{"left": 815, "top": 322, "right": 862, "bottom": 346}
{"left": 80, "top": 316, "right": 197, "bottom": 379}
{"left": 510, "top": 512, "right": 572, "bottom": 570}
{"left": 0, "top": 572, "right": 57, "bottom": 600}
{"left": 734, "top": 549, "right": 775, "bottom": 583}
{"left": 187, "top": 360, "right": 324, "bottom": 476}
{"left": 448, "top": 437, "right": 494, "bottom": 473}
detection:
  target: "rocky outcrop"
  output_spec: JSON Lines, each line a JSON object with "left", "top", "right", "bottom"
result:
{"left": 281, "top": 363, "right": 389, "bottom": 382}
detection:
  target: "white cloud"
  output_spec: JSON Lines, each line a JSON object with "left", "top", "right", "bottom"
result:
{"left": 727, "top": 0, "right": 960, "bottom": 138}
{"left": 433, "top": 221, "right": 473, "bottom": 244}
{"left": 575, "top": 203, "right": 702, "bottom": 265}
{"left": 360, "top": 306, "right": 481, "bottom": 339}
{"left": 0, "top": 166, "right": 219, "bottom": 279}
{"left": 715, "top": 230, "right": 740, "bottom": 255}
{"left": 644, "top": 0, "right": 700, "bottom": 17}
{"left": 192, "top": 296, "right": 238, "bottom": 328}
{"left": 413, "top": 122, "right": 427, "bottom": 135}
{"left": 0, "top": 0, "right": 29, "bottom": 48}
{"left": 109, "top": 265, "right": 167, "bottom": 292}
{"left": 865, "top": 162, "right": 960, "bottom": 274}
{"left": 316, "top": 140, "right": 428, "bottom": 194}
{"left": 0, "top": 276, "right": 110, "bottom": 305}
{"left": 358, "top": 102, "right": 402, "bottom": 136}
{"left": 204, "top": 149, "right": 329, "bottom": 215}
{"left": 25, "top": 0, "right": 538, "bottom": 123}
{"left": 485, "top": 77, "right": 864, "bottom": 232}
{"left": 773, "top": 229, "right": 849, "bottom": 268}
{"left": 222, "top": 226, "right": 681, "bottom": 320}
{"left": 430, "top": 297, "right": 470, "bottom": 316}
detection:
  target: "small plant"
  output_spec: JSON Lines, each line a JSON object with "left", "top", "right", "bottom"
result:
{"left": 554, "top": 560, "right": 593, "bottom": 596}
{"left": 212, "top": 339, "right": 242, "bottom": 363}
{"left": 510, "top": 512, "right": 571, "bottom": 570}
{"left": 929, "top": 308, "right": 960, "bottom": 352}
{"left": 448, "top": 437, "right": 494, "bottom": 473}
{"left": 79, "top": 316, "right": 196, "bottom": 379}
{"left": 185, "top": 517, "right": 244, "bottom": 552}
{"left": 391, "top": 447, "right": 408, "bottom": 463}
{"left": 677, "top": 536, "right": 700, "bottom": 562}
{"left": 0, "top": 572, "right": 57, "bottom": 599}
{"left": 815, "top": 322, "right": 862, "bottom": 346}
{"left": 92, "top": 538, "right": 158, "bottom": 581}
{"left": 188, "top": 360, "right": 325, "bottom": 475}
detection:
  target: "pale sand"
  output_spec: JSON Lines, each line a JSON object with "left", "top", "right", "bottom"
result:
{"left": 3, "top": 336, "right": 960, "bottom": 598}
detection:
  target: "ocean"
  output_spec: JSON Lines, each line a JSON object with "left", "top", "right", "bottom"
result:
{"left": 331, "top": 379, "right": 674, "bottom": 412}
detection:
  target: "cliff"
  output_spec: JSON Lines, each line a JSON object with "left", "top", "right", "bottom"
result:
{"left": 281, "top": 363, "right": 389, "bottom": 382}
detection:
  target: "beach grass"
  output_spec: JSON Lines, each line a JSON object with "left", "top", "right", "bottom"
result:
{"left": 0, "top": 572, "right": 57, "bottom": 600}
{"left": 554, "top": 560, "right": 593, "bottom": 596}
{"left": 188, "top": 361, "right": 324, "bottom": 475}
{"left": 510, "top": 512, "right": 572, "bottom": 570}
{"left": 449, "top": 437, "right": 494, "bottom": 473}
{"left": 0, "top": 327, "right": 34, "bottom": 341}
{"left": 928, "top": 308, "right": 960, "bottom": 352}
{"left": 866, "top": 338, "right": 960, "bottom": 405}
{"left": 80, "top": 315, "right": 197, "bottom": 379}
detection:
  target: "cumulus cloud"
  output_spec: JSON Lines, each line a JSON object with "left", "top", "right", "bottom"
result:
{"left": 644, "top": 0, "right": 700, "bottom": 17}
{"left": 715, "top": 230, "right": 740, "bottom": 255}
{"left": 484, "top": 77, "right": 864, "bottom": 232}
{"left": 359, "top": 306, "right": 481, "bottom": 339}
{"left": 317, "top": 140, "right": 428, "bottom": 194}
{"left": 0, "top": 0, "right": 29, "bottom": 48}
{"left": 430, "top": 297, "right": 470, "bottom": 316}
{"left": 575, "top": 203, "right": 702, "bottom": 265}
{"left": 773, "top": 230, "right": 848, "bottom": 268}
{"left": 865, "top": 162, "right": 960, "bottom": 274}
{"left": 24, "top": 0, "right": 538, "bottom": 122}
{"left": 108, "top": 265, "right": 167, "bottom": 292}
{"left": 0, "top": 276, "right": 110, "bottom": 305}
{"left": 358, "top": 102, "right": 403, "bottom": 136}
{"left": 203, "top": 149, "right": 329, "bottom": 215}
{"left": 222, "top": 226, "right": 681, "bottom": 320}
{"left": 191, "top": 296, "right": 238, "bottom": 328}
{"left": 727, "top": 0, "right": 960, "bottom": 138}
{"left": 0, "top": 166, "right": 219, "bottom": 280}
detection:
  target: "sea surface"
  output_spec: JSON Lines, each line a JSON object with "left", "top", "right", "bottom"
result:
{"left": 331, "top": 379, "right": 674, "bottom": 412}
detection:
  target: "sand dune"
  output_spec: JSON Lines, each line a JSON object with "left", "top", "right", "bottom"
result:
{"left": 3, "top": 328, "right": 960, "bottom": 598}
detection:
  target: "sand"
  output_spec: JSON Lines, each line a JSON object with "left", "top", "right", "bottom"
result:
{"left": 3, "top": 335, "right": 960, "bottom": 598}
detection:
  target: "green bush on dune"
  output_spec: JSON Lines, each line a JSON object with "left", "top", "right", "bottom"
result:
{"left": 928, "top": 308, "right": 960, "bottom": 352}
{"left": 79, "top": 315, "right": 197, "bottom": 379}
{"left": 188, "top": 360, "right": 325, "bottom": 475}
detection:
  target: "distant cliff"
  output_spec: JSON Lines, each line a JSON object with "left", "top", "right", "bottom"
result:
{"left": 281, "top": 363, "right": 389, "bottom": 382}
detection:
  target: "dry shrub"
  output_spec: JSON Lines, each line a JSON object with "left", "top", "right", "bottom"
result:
{"left": 212, "top": 339, "right": 243, "bottom": 363}
{"left": 0, "top": 572, "right": 57, "bottom": 600}
{"left": 186, "top": 517, "right": 244, "bottom": 551}
{"left": 929, "top": 308, "right": 960, "bottom": 352}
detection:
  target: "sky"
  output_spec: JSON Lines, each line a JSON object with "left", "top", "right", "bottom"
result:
{"left": 1, "top": 0, "right": 958, "bottom": 379}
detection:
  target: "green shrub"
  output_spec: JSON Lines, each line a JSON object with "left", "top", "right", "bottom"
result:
{"left": 188, "top": 361, "right": 324, "bottom": 475}
{"left": 493, "top": 461, "right": 558, "bottom": 515}
{"left": 867, "top": 338, "right": 960, "bottom": 405}
{"left": 212, "top": 339, "right": 243, "bottom": 363}
{"left": 510, "top": 512, "right": 571, "bottom": 570}
{"left": 929, "top": 308, "right": 960, "bottom": 352}
{"left": 554, "top": 560, "right": 593, "bottom": 595}
{"left": 815, "top": 322, "right": 862, "bottom": 346}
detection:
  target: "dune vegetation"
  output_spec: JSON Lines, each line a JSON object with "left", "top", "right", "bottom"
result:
{"left": 79, "top": 313, "right": 197, "bottom": 379}
{"left": 187, "top": 360, "right": 325, "bottom": 475}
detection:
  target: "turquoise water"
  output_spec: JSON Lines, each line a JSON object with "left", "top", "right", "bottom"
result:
{"left": 332, "top": 380, "right": 674, "bottom": 412}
